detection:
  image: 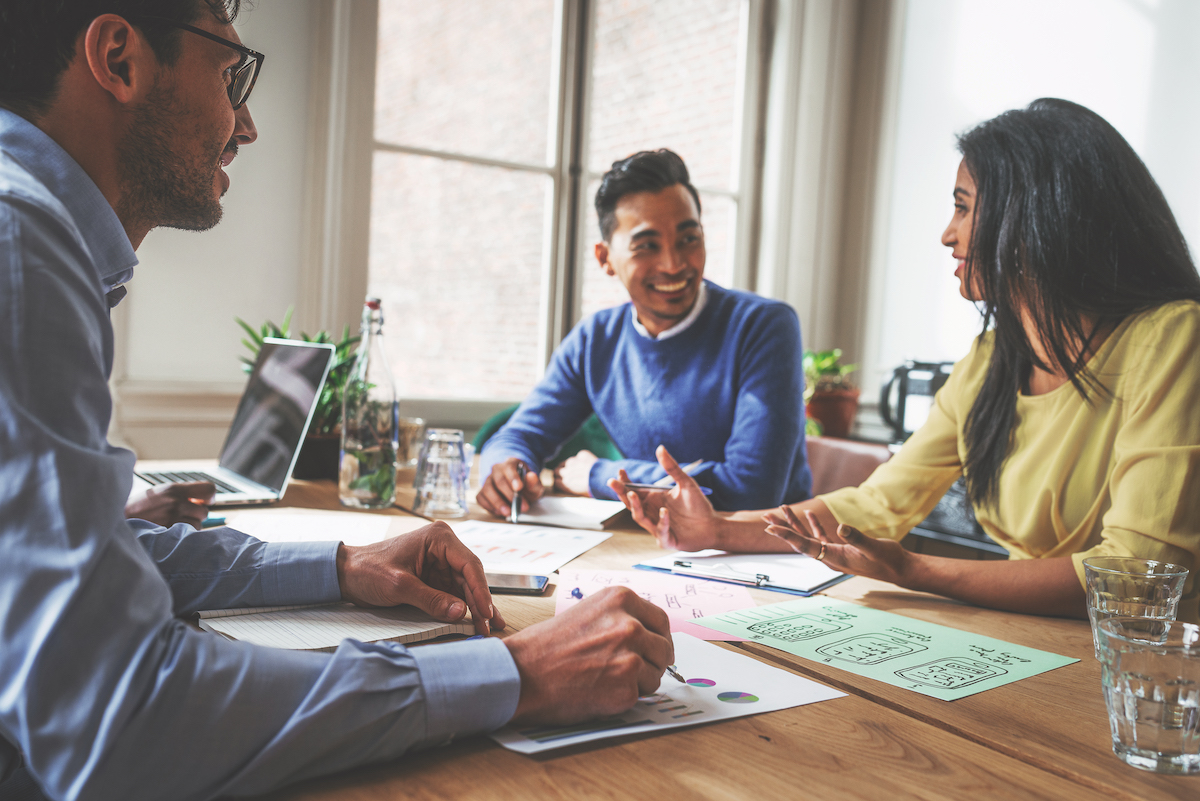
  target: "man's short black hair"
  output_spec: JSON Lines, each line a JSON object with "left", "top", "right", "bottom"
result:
{"left": 0, "top": 0, "right": 242, "bottom": 119}
{"left": 594, "top": 149, "right": 701, "bottom": 242}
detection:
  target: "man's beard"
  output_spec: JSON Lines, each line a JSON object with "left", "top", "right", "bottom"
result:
{"left": 117, "top": 84, "right": 228, "bottom": 233}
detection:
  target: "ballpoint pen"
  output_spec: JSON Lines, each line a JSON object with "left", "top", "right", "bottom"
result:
{"left": 510, "top": 462, "right": 527, "bottom": 524}
{"left": 666, "top": 665, "right": 685, "bottom": 684}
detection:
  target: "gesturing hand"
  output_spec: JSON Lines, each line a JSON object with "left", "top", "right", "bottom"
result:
{"left": 764, "top": 506, "right": 914, "bottom": 588}
{"left": 504, "top": 586, "right": 674, "bottom": 725}
{"left": 608, "top": 445, "right": 720, "bottom": 551}
{"left": 553, "top": 449, "right": 598, "bottom": 496}
{"left": 125, "top": 481, "right": 216, "bottom": 528}
{"left": 336, "top": 521, "right": 504, "bottom": 635}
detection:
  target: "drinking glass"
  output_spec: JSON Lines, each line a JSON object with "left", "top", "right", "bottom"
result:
{"left": 1084, "top": 557, "right": 1188, "bottom": 660}
{"left": 1098, "top": 617, "right": 1200, "bottom": 774}
{"left": 413, "top": 429, "right": 469, "bottom": 518}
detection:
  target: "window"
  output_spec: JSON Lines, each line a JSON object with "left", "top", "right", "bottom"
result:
{"left": 368, "top": 0, "right": 761, "bottom": 402}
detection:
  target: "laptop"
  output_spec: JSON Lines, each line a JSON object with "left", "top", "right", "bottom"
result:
{"left": 132, "top": 338, "right": 336, "bottom": 506}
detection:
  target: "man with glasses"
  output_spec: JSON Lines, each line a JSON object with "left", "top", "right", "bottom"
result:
{"left": 0, "top": 3, "right": 672, "bottom": 800}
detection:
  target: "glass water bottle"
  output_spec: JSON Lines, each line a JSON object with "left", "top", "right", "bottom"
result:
{"left": 339, "top": 297, "right": 399, "bottom": 508}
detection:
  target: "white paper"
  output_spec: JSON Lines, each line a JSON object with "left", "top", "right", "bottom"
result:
{"left": 197, "top": 603, "right": 474, "bottom": 651}
{"left": 450, "top": 519, "right": 611, "bottom": 574}
{"left": 224, "top": 510, "right": 612, "bottom": 575}
{"left": 490, "top": 632, "right": 845, "bottom": 753}
{"left": 517, "top": 496, "right": 625, "bottom": 531}
{"left": 639, "top": 550, "right": 844, "bottom": 593}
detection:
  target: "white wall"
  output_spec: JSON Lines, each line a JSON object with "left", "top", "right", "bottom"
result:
{"left": 115, "top": 0, "right": 318, "bottom": 456}
{"left": 865, "top": 0, "right": 1200, "bottom": 392}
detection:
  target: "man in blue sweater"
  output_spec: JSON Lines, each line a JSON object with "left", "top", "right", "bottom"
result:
{"left": 478, "top": 149, "right": 811, "bottom": 517}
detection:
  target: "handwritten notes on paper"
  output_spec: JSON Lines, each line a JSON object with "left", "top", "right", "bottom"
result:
{"left": 695, "top": 597, "right": 1078, "bottom": 701}
{"left": 554, "top": 569, "right": 757, "bottom": 641}
{"left": 489, "top": 632, "right": 845, "bottom": 754}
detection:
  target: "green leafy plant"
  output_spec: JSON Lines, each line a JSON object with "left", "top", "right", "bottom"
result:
{"left": 236, "top": 308, "right": 361, "bottom": 437}
{"left": 803, "top": 348, "right": 858, "bottom": 403}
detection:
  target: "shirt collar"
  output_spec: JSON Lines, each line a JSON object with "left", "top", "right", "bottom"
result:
{"left": 631, "top": 280, "right": 709, "bottom": 341}
{"left": 0, "top": 109, "right": 137, "bottom": 303}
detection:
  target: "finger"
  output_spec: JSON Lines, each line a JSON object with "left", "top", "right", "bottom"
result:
{"left": 625, "top": 490, "right": 655, "bottom": 534}
{"left": 608, "top": 478, "right": 629, "bottom": 506}
{"left": 779, "top": 505, "right": 811, "bottom": 537}
{"left": 476, "top": 476, "right": 510, "bottom": 517}
{"left": 655, "top": 445, "right": 699, "bottom": 489}
{"left": 394, "top": 573, "right": 469, "bottom": 623}
{"left": 761, "top": 509, "right": 787, "bottom": 527}
{"left": 432, "top": 533, "right": 497, "bottom": 635}
{"left": 802, "top": 509, "right": 827, "bottom": 541}
{"left": 766, "top": 524, "right": 819, "bottom": 556}
{"left": 656, "top": 507, "right": 676, "bottom": 550}
{"left": 522, "top": 469, "right": 544, "bottom": 502}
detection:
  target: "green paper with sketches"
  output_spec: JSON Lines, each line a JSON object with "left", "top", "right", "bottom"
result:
{"left": 695, "top": 597, "right": 1077, "bottom": 701}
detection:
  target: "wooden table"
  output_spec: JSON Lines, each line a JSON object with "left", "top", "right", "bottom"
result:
{"left": 244, "top": 479, "right": 1189, "bottom": 800}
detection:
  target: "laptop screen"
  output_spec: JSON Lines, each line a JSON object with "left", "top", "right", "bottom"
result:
{"left": 218, "top": 339, "right": 335, "bottom": 493}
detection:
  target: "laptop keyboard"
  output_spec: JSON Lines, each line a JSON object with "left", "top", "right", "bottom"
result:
{"left": 136, "top": 470, "right": 242, "bottom": 495}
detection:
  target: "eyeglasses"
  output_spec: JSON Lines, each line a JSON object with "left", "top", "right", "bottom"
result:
{"left": 128, "top": 16, "right": 264, "bottom": 110}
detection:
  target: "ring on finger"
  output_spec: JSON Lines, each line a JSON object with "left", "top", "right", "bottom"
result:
{"left": 815, "top": 542, "right": 827, "bottom": 561}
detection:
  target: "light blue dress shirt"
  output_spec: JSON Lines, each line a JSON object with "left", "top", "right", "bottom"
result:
{"left": 0, "top": 109, "right": 520, "bottom": 801}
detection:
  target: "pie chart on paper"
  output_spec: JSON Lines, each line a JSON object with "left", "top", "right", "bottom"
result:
{"left": 717, "top": 691, "right": 759, "bottom": 704}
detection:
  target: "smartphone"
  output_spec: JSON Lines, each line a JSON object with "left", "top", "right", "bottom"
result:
{"left": 486, "top": 573, "right": 551, "bottom": 595}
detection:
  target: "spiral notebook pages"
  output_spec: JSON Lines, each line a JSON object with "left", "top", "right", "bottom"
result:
{"left": 196, "top": 603, "right": 475, "bottom": 651}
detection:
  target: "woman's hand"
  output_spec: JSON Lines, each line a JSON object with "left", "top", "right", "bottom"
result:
{"left": 608, "top": 445, "right": 722, "bottom": 551}
{"left": 764, "top": 505, "right": 917, "bottom": 588}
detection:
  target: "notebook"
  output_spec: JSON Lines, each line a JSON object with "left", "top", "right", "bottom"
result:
{"left": 196, "top": 603, "right": 475, "bottom": 651}
{"left": 132, "top": 338, "right": 335, "bottom": 506}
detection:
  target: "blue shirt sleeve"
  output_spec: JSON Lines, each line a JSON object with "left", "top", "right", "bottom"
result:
{"left": 0, "top": 170, "right": 521, "bottom": 801}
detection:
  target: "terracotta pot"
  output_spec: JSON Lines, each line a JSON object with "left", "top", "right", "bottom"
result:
{"left": 291, "top": 434, "right": 340, "bottom": 481}
{"left": 806, "top": 388, "right": 860, "bottom": 438}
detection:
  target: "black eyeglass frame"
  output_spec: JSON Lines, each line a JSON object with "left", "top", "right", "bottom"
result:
{"left": 126, "top": 16, "right": 264, "bottom": 110}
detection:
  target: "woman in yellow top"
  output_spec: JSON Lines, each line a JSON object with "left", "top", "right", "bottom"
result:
{"left": 610, "top": 98, "right": 1200, "bottom": 622}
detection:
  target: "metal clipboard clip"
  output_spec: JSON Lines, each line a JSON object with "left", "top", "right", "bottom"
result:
{"left": 672, "top": 560, "right": 772, "bottom": 588}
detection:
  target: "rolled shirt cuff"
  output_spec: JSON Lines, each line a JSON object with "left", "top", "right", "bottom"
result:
{"left": 259, "top": 541, "right": 342, "bottom": 606}
{"left": 411, "top": 636, "right": 521, "bottom": 743}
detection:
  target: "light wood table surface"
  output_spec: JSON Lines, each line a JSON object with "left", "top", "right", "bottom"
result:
{"left": 235, "top": 478, "right": 1189, "bottom": 801}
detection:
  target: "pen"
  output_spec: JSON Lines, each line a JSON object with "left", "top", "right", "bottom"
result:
{"left": 666, "top": 665, "right": 685, "bottom": 683}
{"left": 510, "top": 462, "right": 527, "bottom": 524}
{"left": 622, "top": 482, "right": 713, "bottom": 496}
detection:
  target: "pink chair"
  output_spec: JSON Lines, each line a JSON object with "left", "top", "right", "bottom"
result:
{"left": 806, "top": 436, "right": 892, "bottom": 496}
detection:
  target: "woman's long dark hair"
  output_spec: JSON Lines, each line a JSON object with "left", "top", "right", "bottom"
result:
{"left": 959, "top": 98, "right": 1200, "bottom": 508}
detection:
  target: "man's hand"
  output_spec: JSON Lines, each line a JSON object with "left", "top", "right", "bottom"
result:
{"left": 504, "top": 586, "right": 673, "bottom": 725}
{"left": 125, "top": 481, "right": 216, "bottom": 528}
{"left": 608, "top": 445, "right": 722, "bottom": 551}
{"left": 336, "top": 521, "right": 504, "bottom": 635}
{"left": 477, "top": 457, "right": 543, "bottom": 518}
{"left": 553, "top": 449, "right": 598, "bottom": 496}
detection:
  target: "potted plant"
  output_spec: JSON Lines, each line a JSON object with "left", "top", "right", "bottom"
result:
{"left": 237, "top": 309, "right": 360, "bottom": 480}
{"left": 803, "top": 348, "right": 859, "bottom": 438}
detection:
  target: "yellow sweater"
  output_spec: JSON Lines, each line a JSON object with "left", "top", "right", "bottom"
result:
{"left": 822, "top": 301, "right": 1200, "bottom": 621}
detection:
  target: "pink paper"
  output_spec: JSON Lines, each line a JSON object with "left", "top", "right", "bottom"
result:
{"left": 554, "top": 569, "right": 755, "bottom": 641}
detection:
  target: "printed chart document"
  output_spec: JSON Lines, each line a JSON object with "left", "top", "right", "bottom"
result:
{"left": 450, "top": 519, "right": 611, "bottom": 575}
{"left": 222, "top": 511, "right": 610, "bottom": 575}
{"left": 637, "top": 549, "right": 849, "bottom": 596}
{"left": 489, "top": 632, "right": 844, "bottom": 754}
{"left": 696, "top": 597, "right": 1078, "bottom": 701}
{"left": 554, "top": 569, "right": 756, "bottom": 641}
{"left": 516, "top": 496, "right": 627, "bottom": 530}
{"left": 197, "top": 603, "right": 474, "bottom": 651}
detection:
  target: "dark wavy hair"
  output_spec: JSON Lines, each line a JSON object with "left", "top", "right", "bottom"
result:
{"left": 959, "top": 98, "right": 1200, "bottom": 508}
{"left": 0, "top": 0, "right": 242, "bottom": 119}
{"left": 595, "top": 149, "right": 701, "bottom": 242}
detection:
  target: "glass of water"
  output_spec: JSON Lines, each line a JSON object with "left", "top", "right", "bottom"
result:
{"left": 1098, "top": 617, "right": 1200, "bottom": 774}
{"left": 1084, "top": 557, "right": 1188, "bottom": 660}
{"left": 412, "top": 429, "right": 469, "bottom": 518}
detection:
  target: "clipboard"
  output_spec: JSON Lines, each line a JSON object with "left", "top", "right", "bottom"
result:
{"left": 635, "top": 550, "right": 851, "bottom": 597}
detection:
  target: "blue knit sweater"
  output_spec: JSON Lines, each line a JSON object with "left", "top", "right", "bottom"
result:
{"left": 480, "top": 281, "right": 812, "bottom": 511}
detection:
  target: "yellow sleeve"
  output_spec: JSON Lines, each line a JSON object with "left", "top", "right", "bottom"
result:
{"left": 820, "top": 338, "right": 988, "bottom": 541}
{"left": 1071, "top": 303, "right": 1200, "bottom": 622}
